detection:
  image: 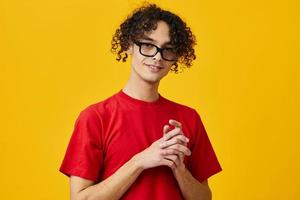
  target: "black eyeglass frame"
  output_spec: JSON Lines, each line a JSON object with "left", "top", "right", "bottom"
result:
{"left": 133, "top": 41, "right": 178, "bottom": 62}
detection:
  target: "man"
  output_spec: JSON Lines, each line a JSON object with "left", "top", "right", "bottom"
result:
{"left": 59, "top": 3, "right": 222, "bottom": 200}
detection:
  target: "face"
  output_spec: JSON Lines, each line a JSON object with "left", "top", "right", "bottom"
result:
{"left": 127, "top": 20, "right": 177, "bottom": 85}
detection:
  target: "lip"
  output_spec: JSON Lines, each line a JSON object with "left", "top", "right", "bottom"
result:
{"left": 144, "top": 63, "right": 163, "bottom": 69}
{"left": 144, "top": 63, "right": 164, "bottom": 73}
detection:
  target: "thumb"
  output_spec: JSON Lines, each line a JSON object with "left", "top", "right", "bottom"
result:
{"left": 163, "top": 124, "right": 170, "bottom": 137}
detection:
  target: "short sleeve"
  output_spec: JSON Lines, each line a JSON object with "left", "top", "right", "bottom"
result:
{"left": 187, "top": 110, "right": 222, "bottom": 182}
{"left": 59, "top": 106, "right": 104, "bottom": 182}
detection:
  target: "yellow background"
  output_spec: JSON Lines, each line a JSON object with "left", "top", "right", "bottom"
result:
{"left": 1, "top": 0, "right": 299, "bottom": 199}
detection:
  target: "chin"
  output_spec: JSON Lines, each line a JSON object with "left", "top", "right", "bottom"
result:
{"left": 133, "top": 66, "right": 166, "bottom": 84}
{"left": 141, "top": 73, "right": 164, "bottom": 83}
{"left": 143, "top": 77, "right": 161, "bottom": 84}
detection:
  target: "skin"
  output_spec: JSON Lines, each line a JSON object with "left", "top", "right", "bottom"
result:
{"left": 70, "top": 21, "right": 212, "bottom": 200}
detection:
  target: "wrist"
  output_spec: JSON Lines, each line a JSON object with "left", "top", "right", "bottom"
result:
{"left": 131, "top": 153, "right": 145, "bottom": 171}
{"left": 173, "top": 165, "right": 188, "bottom": 179}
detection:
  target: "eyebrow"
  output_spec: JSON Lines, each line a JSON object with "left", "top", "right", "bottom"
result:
{"left": 139, "top": 36, "right": 173, "bottom": 47}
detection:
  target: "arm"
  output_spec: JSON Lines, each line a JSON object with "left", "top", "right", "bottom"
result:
{"left": 70, "top": 136, "right": 191, "bottom": 200}
{"left": 173, "top": 167, "right": 212, "bottom": 200}
{"left": 162, "top": 120, "right": 212, "bottom": 200}
{"left": 70, "top": 155, "right": 143, "bottom": 200}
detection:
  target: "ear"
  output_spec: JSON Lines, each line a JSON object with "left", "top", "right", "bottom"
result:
{"left": 127, "top": 46, "right": 133, "bottom": 55}
{"left": 126, "top": 42, "right": 133, "bottom": 55}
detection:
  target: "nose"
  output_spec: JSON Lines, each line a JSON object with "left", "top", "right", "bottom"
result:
{"left": 152, "top": 50, "right": 163, "bottom": 61}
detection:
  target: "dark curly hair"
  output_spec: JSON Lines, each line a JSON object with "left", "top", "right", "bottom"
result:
{"left": 111, "top": 3, "right": 196, "bottom": 73}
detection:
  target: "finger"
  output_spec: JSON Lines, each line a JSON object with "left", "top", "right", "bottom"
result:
{"left": 164, "top": 155, "right": 180, "bottom": 167}
{"left": 178, "top": 152, "right": 184, "bottom": 163}
{"left": 164, "top": 149, "right": 184, "bottom": 163}
{"left": 169, "top": 119, "right": 182, "bottom": 129}
{"left": 160, "top": 135, "right": 189, "bottom": 148}
{"left": 161, "top": 158, "right": 176, "bottom": 169}
{"left": 167, "top": 145, "right": 191, "bottom": 156}
{"left": 173, "top": 150, "right": 184, "bottom": 163}
{"left": 163, "top": 125, "right": 171, "bottom": 135}
{"left": 161, "top": 148, "right": 180, "bottom": 156}
{"left": 161, "top": 148, "right": 185, "bottom": 165}
{"left": 161, "top": 145, "right": 191, "bottom": 157}
{"left": 164, "top": 127, "right": 182, "bottom": 141}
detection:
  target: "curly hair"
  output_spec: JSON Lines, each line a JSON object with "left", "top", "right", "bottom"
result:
{"left": 111, "top": 3, "right": 196, "bottom": 73}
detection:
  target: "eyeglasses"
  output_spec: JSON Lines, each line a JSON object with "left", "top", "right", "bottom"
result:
{"left": 133, "top": 41, "right": 178, "bottom": 62}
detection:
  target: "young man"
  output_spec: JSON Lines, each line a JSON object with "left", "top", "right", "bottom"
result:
{"left": 59, "top": 3, "right": 222, "bottom": 200}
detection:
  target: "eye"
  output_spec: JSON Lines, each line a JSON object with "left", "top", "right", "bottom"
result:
{"left": 143, "top": 43, "right": 153, "bottom": 47}
{"left": 141, "top": 43, "right": 155, "bottom": 51}
{"left": 164, "top": 48, "right": 176, "bottom": 53}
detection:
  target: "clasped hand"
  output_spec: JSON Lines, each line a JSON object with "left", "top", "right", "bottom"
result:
{"left": 136, "top": 119, "right": 191, "bottom": 172}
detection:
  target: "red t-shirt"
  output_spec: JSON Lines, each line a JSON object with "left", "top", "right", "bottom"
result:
{"left": 59, "top": 90, "right": 222, "bottom": 199}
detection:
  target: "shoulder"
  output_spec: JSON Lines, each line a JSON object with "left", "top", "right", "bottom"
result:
{"left": 76, "top": 92, "right": 119, "bottom": 121}
{"left": 162, "top": 96, "right": 199, "bottom": 116}
{"left": 161, "top": 96, "right": 203, "bottom": 131}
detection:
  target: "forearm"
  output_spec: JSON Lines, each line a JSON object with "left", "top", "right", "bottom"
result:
{"left": 76, "top": 155, "right": 143, "bottom": 200}
{"left": 174, "top": 168, "right": 212, "bottom": 200}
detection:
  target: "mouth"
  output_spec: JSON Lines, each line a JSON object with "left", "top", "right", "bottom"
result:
{"left": 144, "top": 63, "right": 163, "bottom": 72}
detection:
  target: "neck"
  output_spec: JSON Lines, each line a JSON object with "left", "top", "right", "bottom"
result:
{"left": 122, "top": 74, "right": 160, "bottom": 102}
